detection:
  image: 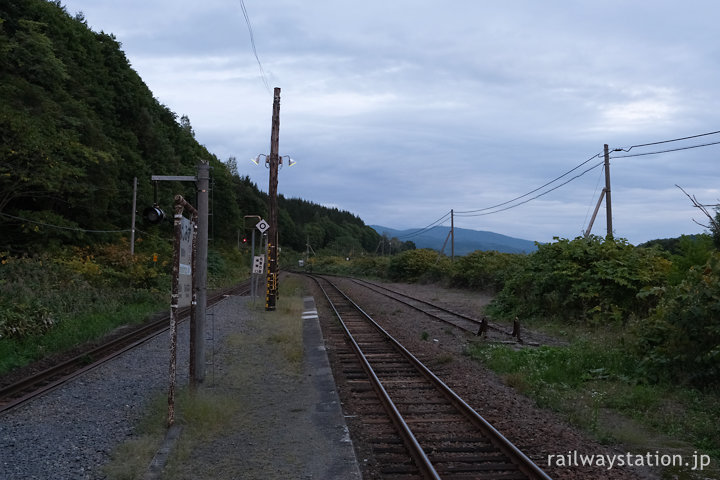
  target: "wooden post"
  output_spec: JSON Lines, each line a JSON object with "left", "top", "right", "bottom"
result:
{"left": 266, "top": 87, "right": 281, "bottom": 311}
{"left": 604, "top": 144, "right": 613, "bottom": 239}
{"left": 584, "top": 188, "right": 606, "bottom": 238}
{"left": 450, "top": 209, "right": 454, "bottom": 261}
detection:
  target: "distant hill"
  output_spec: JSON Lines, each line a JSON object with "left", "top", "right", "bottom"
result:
{"left": 371, "top": 225, "right": 538, "bottom": 255}
{"left": 0, "top": 0, "right": 380, "bottom": 254}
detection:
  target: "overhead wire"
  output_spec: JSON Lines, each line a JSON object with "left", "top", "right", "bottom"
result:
{"left": 616, "top": 129, "right": 720, "bottom": 153}
{"left": 238, "top": 0, "right": 271, "bottom": 94}
{"left": 451, "top": 129, "right": 720, "bottom": 221}
{"left": 0, "top": 211, "right": 132, "bottom": 234}
{"left": 394, "top": 211, "right": 452, "bottom": 239}
{"left": 454, "top": 151, "right": 604, "bottom": 215}
{"left": 455, "top": 161, "right": 605, "bottom": 217}
{"left": 610, "top": 140, "right": 720, "bottom": 159}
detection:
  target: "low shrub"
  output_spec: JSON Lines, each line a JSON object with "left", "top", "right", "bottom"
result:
{"left": 387, "top": 249, "right": 451, "bottom": 283}
{"left": 487, "top": 236, "right": 671, "bottom": 325}
{"left": 631, "top": 253, "right": 720, "bottom": 388}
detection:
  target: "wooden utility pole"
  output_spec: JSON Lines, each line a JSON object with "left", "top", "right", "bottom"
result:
{"left": 450, "top": 209, "right": 454, "bottom": 261}
{"left": 266, "top": 87, "right": 281, "bottom": 311}
{"left": 603, "top": 144, "right": 613, "bottom": 239}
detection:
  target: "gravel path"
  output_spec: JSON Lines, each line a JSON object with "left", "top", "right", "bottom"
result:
{"left": 162, "top": 294, "right": 360, "bottom": 479}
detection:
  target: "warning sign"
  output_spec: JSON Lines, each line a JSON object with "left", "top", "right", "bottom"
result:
{"left": 253, "top": 255, "right": 265, "bottom": 274}
{"left": 256, "top": 219, "right": 269, "bottom": 233}
{"left": 178, "top": 216, "right": 194, "bottom": 308}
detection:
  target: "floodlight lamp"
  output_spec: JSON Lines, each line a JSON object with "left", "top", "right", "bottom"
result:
{"left": 288, "top": 158, "right": 296, "bottom": 167}
{"left": 250, "top": 155, "right": 260, "bottom": 165}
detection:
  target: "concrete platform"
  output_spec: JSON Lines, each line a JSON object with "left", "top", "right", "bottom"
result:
{"left": 300, "top": 296, "right": 362, "bottom": 479}
{"left": 145, "top": 293, "right": 362, "bottom": 479}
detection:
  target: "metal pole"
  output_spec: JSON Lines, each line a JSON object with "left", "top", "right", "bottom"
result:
{"left": 130, "top": 177, "right": 137, "bottom": 255}
{"left": 604, "top": 144, "right": 613, "bottom": 239}
{"left": 266, "top": 87, "right": 281, "bottom": 311}
{"left": 251, "top": 229, "right": 256, "bottom": 300}
{"left": 195, "top": 161, "right": 210, "bottom": 382}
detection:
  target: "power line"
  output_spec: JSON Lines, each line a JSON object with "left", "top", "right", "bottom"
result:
{"left": 0, "top": 211, "right": 150, "bottom": 235}
{"left": 393, "top": 211, "right": 452, "bottom": 239}
{"left": 453, "top": 129, "right": 720, "bottom": 219}
{"left": 610, "top": 139, "right": 720, "bottom": 159}
{"left": 238, "top": 0, "right": 271, "bottom": 94}
{"left": 455, "top": 161, "right": 604, "bottom": 217}
{"left": 455, "top": 151, "right": 604, "bottom": 215}
{"left": 617, "top": 129, "right": 720, "bottom": 152}
{"left": 0, "top": 212, "right": 128, "bottom": 233}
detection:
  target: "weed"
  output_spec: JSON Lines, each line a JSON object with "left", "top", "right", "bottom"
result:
{"left": 467, "top": 339, "right": 720, "bottom": 463}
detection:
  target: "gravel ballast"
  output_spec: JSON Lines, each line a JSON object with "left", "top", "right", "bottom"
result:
{"left": 0, "top": 293, "right": 360, "bottom": 480}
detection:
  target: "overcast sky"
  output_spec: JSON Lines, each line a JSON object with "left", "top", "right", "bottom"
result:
{"left": 60, "top": 0, "right": 720, "bottom": 244}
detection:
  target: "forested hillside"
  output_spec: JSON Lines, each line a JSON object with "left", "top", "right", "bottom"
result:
{"left": 0, "top": 0, "right": 379, "bottom": 254}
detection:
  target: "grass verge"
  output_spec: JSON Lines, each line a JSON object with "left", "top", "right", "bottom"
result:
{"left": 466, "top": 334, "right": 720, "bottom": 480}
{"left": 0, "top": 294, "right": 166, "bottom": 375}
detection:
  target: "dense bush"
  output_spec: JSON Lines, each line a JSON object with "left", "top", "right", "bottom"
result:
{"left": 0, "top": 243, "right": 169, "bottom": 340}
{"left": 450, "top": 250, "right": 526, "bottom": 292}
{"left": 486, "top": 236, "right": 671, "bottom": 325}
{"left": 632, "top": 253, "right": 720, "bottom": 387}
{"left": 387, "top": 249, "right": 451, "bottom": 283}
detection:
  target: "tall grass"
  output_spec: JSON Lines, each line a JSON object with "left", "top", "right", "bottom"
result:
{"left": 466, "top": 338, "right": 720, "bottom": 463}
{"left": 0, "top": 242, "right": 249, "bottom": 376}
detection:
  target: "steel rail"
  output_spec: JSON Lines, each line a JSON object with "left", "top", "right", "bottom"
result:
{"left": 312, "top": 274, "right": 552, "bottom": 480}
{"left": 313, "top": 276, "right": 442, "bottom": 479}
{"left": 350, "top": 277, "right": 512, "bottom": 336}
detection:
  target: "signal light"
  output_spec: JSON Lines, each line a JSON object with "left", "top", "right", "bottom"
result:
{"left": 143, "top": 205, "right": 166, "bottom": 224}
{"left": 242, "top": 237, "right": 248, "bottom": 243}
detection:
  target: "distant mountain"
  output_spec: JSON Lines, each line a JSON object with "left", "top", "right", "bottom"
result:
{"left": 371, "top": 225, "right": 538, "bottom": 255}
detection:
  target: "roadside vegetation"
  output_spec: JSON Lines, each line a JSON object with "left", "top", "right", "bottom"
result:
{"left": 0, "top": 239, "right": 247, "bottom": 375}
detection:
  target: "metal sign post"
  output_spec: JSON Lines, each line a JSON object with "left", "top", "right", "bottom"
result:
{"left": 255, "top": 219, "right": 270, "bottom": 303}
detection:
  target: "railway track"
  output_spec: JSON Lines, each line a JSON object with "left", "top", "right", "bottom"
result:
{"left": 0, "top": 281, "right": 250, "bottom": 414}
{"left": 349, "top": 277, "right": 517, "bottom": 339}
{"left": 311, "top": 275, "right": 551, "bottom": 480}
